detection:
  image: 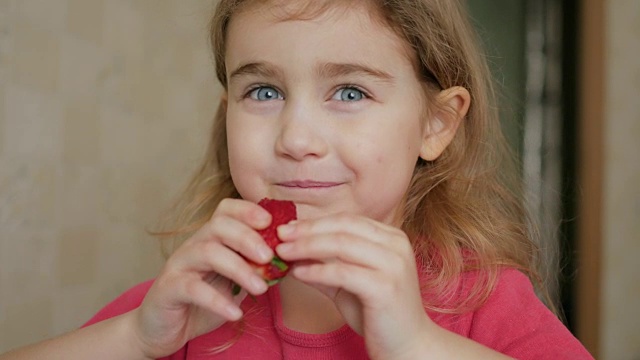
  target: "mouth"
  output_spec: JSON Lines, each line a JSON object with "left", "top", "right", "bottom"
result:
{"left": 276, "top": 180, "right": 344, "bottom": 189}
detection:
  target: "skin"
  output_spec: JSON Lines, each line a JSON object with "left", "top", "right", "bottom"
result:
{"left": 225, "top": 6, "right": 429, "bottom": 224}
{"left": 223, "top": 3, "right": 455, "bottom": 357}
{"left": 0, "top": 3, "right": 515, "bottom": 360}
{"left": 222, "top": 3, "right": 508, "bottom": 360}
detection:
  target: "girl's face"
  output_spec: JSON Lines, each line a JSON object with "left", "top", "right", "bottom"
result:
{"left": 225, "top": 3, "right": 430, "bottom": 224}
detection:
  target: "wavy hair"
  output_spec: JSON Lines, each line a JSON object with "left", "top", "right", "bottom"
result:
{"left": 154, "top": 0, "right": 552, "bottom": 314}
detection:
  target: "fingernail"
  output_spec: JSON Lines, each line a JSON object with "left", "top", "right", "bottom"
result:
{"left": 257, "top": 245, "right": 272, "bottom": 262}
{"left": 292, "top": 266, "right": 308, "bottom": 277}
{"left": 277, "top": 243, "right": 293, "bottom": 255}
{"left": 278, "top": 223, "right": 295, "bottom": 238}
{"left": 226, "top": 305, "right": 243, "bottom": 320}
{"left": 257, "top": 212, "right": 271, "bottom": 226}
{"left": 252, "top": 276, "right": 268, "bottom": 293}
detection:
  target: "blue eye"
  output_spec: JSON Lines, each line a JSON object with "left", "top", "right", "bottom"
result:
{"left": 249, "top": 86, "right": 283, "bottom": 101}
{"left": 333, "top": 87, "right": 365, "bottom": 101}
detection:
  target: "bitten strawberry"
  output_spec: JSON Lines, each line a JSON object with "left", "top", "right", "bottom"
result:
{"left": 232, "top": 199, "right": 297, "bottom": 295}
{"left": 253, "top": 198, "right": 297, "bottom": 285}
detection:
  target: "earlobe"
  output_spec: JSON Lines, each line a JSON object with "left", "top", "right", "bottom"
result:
{"left": 221, "top": 92, "right": 229, "bottom": 110}
{"left": 419, "top": 86, "right": 471, "bottom": 161}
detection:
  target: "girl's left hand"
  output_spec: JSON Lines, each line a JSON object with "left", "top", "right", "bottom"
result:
{"left": 276, "top": 214, "right": 433, "bottom": 359}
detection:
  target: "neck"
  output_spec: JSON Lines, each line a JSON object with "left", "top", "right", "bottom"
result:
{"left": 278, "top": 277, "right": 346, "bottom": 334}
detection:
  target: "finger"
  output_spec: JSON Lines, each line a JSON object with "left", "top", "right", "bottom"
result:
{"left": 171, "top": 241, "right": 268, "bottom": 296}
{"left": 203, "top": 198, "right": 275, "bottom": 263}
{"left": 214, "top": 198, "right": 273, "bottom": 230}
{"left": 278, "top": 214, "right": 406, "bottom": 249}
{"left": 176, "top": 274, "right": 245, "bottom": 321}
{"left": 291, "top": 262, "right": 386, "bottom": 302}
{"left": 196, "top": 214, "right": 273, "bottom": 264}
{"left": 276, "top": 231, "right": 399, "bottom": 270}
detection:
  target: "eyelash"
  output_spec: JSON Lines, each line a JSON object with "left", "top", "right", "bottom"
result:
{"left": 243, "top": 84, "right": 371, "bottom": 101}
{"left": 335, "top": 84, "right": 371, "bottom": 100}
{"left": 244, "top": 84, "right": 282, "bottom": 100}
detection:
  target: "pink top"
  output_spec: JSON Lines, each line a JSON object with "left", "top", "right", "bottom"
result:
{"left": 83, "top": 268, "right": 593, "bottom": 359}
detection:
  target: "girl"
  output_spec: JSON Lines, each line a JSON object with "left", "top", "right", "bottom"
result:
{"left": 1, "top": 0, "right": 593, "bottom": 359}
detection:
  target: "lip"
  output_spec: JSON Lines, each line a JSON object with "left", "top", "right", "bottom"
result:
{"left": 277, "top": 180, "right": 343, "bottom": 189}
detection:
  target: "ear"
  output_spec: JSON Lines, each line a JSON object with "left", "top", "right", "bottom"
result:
{"left": 419, "top": 86, "right": 471, "bottom": 161}
{"left": 221, "top": 91, "right": 229, "bottom": 110}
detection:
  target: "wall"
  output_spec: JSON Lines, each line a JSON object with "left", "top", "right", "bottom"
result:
{"left": 1, "top": 0, "right": 639, "bottom": 358}
{"left": 601, "top": 0, "right": 640, "bottom": 359}
{"left": 0, "top": 0, "right": 218, "bottom": 352}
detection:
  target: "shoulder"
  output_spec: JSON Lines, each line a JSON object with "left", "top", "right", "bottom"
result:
{"left": 468, "top": 268, "right": 550, "bottom": 326}
{"left": 82, "top": 279, "right": 155, "bottom": 327}
{"left": 477, "top": 267, "right": 538, "bottom": 310}
{"left": 466, "top": 268, "right": 593, "bottom": 359}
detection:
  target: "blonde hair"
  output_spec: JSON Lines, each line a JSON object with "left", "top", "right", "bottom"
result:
{"left": 155, "top": 0, "right": 551, "bottom": 314}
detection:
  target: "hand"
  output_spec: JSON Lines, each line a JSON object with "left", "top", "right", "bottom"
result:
{"left": 132, "top": 198, "right": 275, "bottom": 358}
{"left": 275, "top": 214, "right": 434, "bottom": 359}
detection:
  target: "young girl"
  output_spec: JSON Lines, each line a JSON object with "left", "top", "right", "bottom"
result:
{"left": 1, "top": 0, "right": 593, "bottom": 359}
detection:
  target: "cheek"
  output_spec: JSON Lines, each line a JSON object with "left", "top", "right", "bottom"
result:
{"left": 226, "top": 114, "right": 264, "bottom": 167}
{"left": 228, "top": 138, "right": 262, "bottom": 175}
{"left": 226, "top": 125, "right": 244, "bottom": 171}
{"left": 228, "top": 149, "right": 262, "bottom": 203}
{"left": 226, "top": 120, "right": 257, "bottom": 184}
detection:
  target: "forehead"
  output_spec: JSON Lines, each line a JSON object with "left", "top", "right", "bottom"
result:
{"left": 225, "top": 0, "right": 416, "bottom": 72}
{"left": 236, "top": 0, "right": 375, "bottom": 22}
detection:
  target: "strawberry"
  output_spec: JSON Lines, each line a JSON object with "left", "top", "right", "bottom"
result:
{"left": 253, "top": 198, "right": 297, "bottom": 285}
{"left": 232, "top": 198, "right": 296, "bottom": 295}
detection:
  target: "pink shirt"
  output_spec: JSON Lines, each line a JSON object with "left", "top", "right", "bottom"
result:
{"left": 84, "top": 268, "right": 593, "bottom": 359}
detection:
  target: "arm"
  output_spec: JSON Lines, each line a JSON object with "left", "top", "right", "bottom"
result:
{"left": 0, "top": 310, "right": 150, "bottom": 360}
{"left": 406, "top": 270, "right": 594, "bottom": 360}
{"left": 404, "top": 323, "right": 514, "bottom": 360}
{"left": 2, "top": 199, "right": 278, "bottom": 360}
{"left": 275, "top": 215, "right": 592, "bottom": 360}
{"left": 466, "top": 269, "right": 595, "bottom": 359}
{"left": 276, "top": 214, "right": 515, "bottom": 360}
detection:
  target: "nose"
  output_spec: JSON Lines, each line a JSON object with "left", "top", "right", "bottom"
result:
{"left": 275, "top": 101, "right": 328, "bottom": 161}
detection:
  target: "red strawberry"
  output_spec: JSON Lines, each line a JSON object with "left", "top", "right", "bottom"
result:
{"left": 253, "top": 198, "right": 296, "bottom": 285}
{"left": 256, "top": 198, "right": 297, "bottom": 249}
{"left": 232, "top": 198, "right": 296, "bottom": 295}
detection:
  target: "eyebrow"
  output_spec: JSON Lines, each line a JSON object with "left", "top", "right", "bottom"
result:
{"left": 228, "top": 61, "right": 395, "bottom": 84}
{"left": 316, "top": 62, "right": 395, "bottom": 84}
{"left": 229, "top": 62, "right": 285, "bottom": 82}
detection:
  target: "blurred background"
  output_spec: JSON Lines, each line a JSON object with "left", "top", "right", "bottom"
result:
{"left": 0, "top": 0, "right": 638, "bottom": 359}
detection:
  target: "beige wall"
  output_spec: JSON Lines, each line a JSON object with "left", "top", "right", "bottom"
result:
{"left": 601, "top": 0, "right": 640, "bottom": 359}
{"left": 0, "top": 0, "right": 219, "bottom": 352}
{"left": 1, "top": 0, "right": 639, "bottom": 358}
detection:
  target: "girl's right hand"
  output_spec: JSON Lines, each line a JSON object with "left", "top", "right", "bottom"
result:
{"left": 130, "top": 198, "right": 274, "bottom": 358}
